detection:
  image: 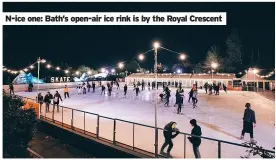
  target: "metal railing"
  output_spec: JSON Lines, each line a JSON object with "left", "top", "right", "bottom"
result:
{"left": 18, "top": 95, "right": 275, "bottom": 158}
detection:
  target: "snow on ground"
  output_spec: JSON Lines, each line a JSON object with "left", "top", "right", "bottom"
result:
{"left": 16, "top": 86, "right": 275, "bottom": 158}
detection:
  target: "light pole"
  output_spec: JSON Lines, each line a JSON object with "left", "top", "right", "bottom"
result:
{"left": 153, "top": 42, "right": 159, "bottom": 158}
{"left": 252, "top": 68, "right": 259, "bottom": 92}
{"left": 37, "top": 57, "right": 41, "bottom": 117}
{"left": 211, "top": 62, "right": 218, "bottom": 84}
{"left": 245, "top": 70, "right": 248, "bottom": 91}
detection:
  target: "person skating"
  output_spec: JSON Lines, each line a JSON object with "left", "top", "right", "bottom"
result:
{"left": 64, "top": 85, "right": 70, "bottom": 98}
{"left": 116, "top": 81, "right": 120, "bottom": 90}
{"left": 204, "top": 82, "right": 208, "bottom": 94}
{"left": 148, "top": 82, "right": 151, "bottom": 91}
{"left": 124, "top": 84, "right": 127, "bottom": 96}
{"left": 36, "top": 93, "right": 43, "bottom": 113}
{"left": 87, "top": 82, "right": 91, "bottom": 92}
{"left": 9, "top": 83, "right": 14, "bottom": 95}
{"left": 176, "top": 91, "right": 182, "bottom": 114}
{"left": 142, "top": 80, "right": 145, "bottom": 91}
{"left": 53, "top": 91, "right": 63, "bottom": 112}
{"left": 83, "top": 86, "right": 87, "bottom": 94}
{"left": 159, "top": 93, "right": 164, "bottom": 101}
{"left": 92, "top": 82, "right": 96, "bottom": 93}
{"left": 240, "top": 103, "right": 256, "bottom": 143}
{"left": 133, "top": 86, "right": 140, "bottom": 96}
{"left": 152, "top": 81, "right": 155, "bottom": 90}
{"left": 223, "top": 84, "right": 227, "bottom": 93}
{"left": 208, "top": 85, "right": 213, "bottom": 95}
{"left": 164, "top": 87, "right": 171, "bottom": 107}
{"left": 174, "top": 89, "right": 180, "bottom": 107}
{"left": 101, "top": 85, "right": 106, "bottom": 95}
{"left": 108, "top": 85, "right": 112, "bottom": 96}
{"left": 188, "top": 119, "right": 202, "bottom": 158}
{"left": 28, "top": 82, "right": 33, "bottom": 92}
{"left": 160, "top": 122, "right": 180, "bottom": 157}
{"left": 179, "top": 86, "right": 184, "bottom": 105}
{"left": 77, "top": 85, "right": 82, "bottom": 94}
{"left": 43, "top": 92, "right": 51, "bottom": 112}
{"left": 133, "top": 82, "right": 136, "bottom": 88}
{"left": 188, "top": 88, "right": 194, "bottom": 103}
{"left": 192, "top": 89, "right": 198, "bottom": 108}
{"left": 157, "top": 83, "right": 159, "bottom": 90}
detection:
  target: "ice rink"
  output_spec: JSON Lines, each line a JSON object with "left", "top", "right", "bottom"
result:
{"left": 16, "top": 86, "right": 275, "bottom": 158}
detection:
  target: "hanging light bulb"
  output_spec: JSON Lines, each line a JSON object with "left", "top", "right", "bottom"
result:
{"left": 30, "top": 65, "right": 34, "bottom": 69}
{"left": 65, "top": 70, "right": 69, "bottom": 74}
{"left": 46, "top": 64, "right": 51, "bottom": 68}
{"left": 40, "top": 59, "right": 46, "bottom": 63}
{"left": 23, "top": 68, "right": 28, "bottom": 72}
{"left": 56, "top": 67, "right": 60, "bottom": 70}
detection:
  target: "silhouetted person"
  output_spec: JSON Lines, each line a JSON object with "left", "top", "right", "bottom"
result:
{"left": 53, "top": 91, "right": 63, "bottom": 112}
{"left": 188, "top": 119, "right": 202, "bottom": 158}
{"left": 160, "top": 122, "right": 180, "bottom": 157}
{"left": 124, "top": 84, "right": 128, "bottom": 96}
{"left": 9, "top": 83, "right": 14, "bottom": 95}
{"left": 240, "top": 103, "right": 256, "bottom": 143}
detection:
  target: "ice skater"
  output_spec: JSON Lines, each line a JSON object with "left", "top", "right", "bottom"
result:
{"left": 124, "top": 84, "right": 127, "bottom": 96}
{"left": 9, "top": 83, "right": 14, "bottom": 95}
{"left": 192, "top": 89, "right": 198, "bottom": 108}
{"left": 101, "top": 85, "right": 106, "bottom": 95}
{"left": 240, "top": 103, "right": 256, "bottom": 143}
{"left": 223, "top": 84, "right": 227, "bottom": 93}
{"left": 164, "top": 87, "right": 171, "bottom": 107}
{"left": 176, "top": 91, "right": 182, "bottom": 114}
{"left": 142, "top": 80, "right": 145, "bottom": 91}
{"left": 204, "top": 82, "right": 208, "bottom": 94}
{"left": 44, "top": 92, "right": 51, "bottom": 112}
{"left": 159, "top": 93, "right": 164, "bottom": 101}
{"left": 87, "top": 82, "right": 91, "bottom": 92}
{"left": 92, "top": 82, "right": 96, "bottom": 93}
{"left": 148, "top": 82, "right": 151, "bottom": 91}
{"left": 133, "top": 86, "right": 140, "bottom": 96}
{"left": 108, "top": 85, "right": 112, "bottom": 96}
{"left": 188, "top": 119, "right": 202, "bottom": 158}
{"left": 188, "top": 88, "right": 194, "bottom": 103}
{"left": 160, "top": 122, "right": 180, "bottom": 158}
{"left": 53, "top": 91, "right": 63, "bottom": 112}
{"left": 208, "top": 85, "right": 213, "bottom": 95}
{"left": 64, "top": 85, "right": 70, "bottom": 98}
{"left": 77, "top": 85, "right": 82, "bottom": 95}
{"left": 116, "top": 81, "right": 120, "bottom": 90}
{"left": 36, "top": 93, "right": 44, "bottom": 113}
{"left": 83, "top": 86, "right": 87, "bottom": 94}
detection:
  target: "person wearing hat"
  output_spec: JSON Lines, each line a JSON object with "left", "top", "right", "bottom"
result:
{"left": 188, "top": 119, "right": 202, "bottom": 158}
{"left": 240, "top": 103, "right": 256, "bottom": 143}
{"left": 160, "top": 121, "right": 180, "bottom": 157}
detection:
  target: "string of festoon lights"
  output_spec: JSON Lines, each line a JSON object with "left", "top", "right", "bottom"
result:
{"left": 2, "top": 58, "right": 74, "bottom": 75}
{"left": 3, "top": 42, "right": 188, "bottom": 76}
{"left": 237, "top": 68, "right": 275, "bottom": 78}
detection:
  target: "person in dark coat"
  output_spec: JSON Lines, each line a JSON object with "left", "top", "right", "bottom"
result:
{"left": 108, "top": 85, "right": 112, "bottom": 96}
{"left": 124, "top": 84, "right": 127, "bottom": 96}
{"left": 83, "top": 86, "right": 87, "bottom": 94}
{"left": 133, "top": 86, "right": 140, "bottom": 96}
{"left": 87, "top": 82, "right": 91, "bottom": 92}
{"left": 160, "top": 122, "right": 180, "bottom": 157}
{"left": 159, "top": 93, "right": 164, "bottom": 101}
{"left": 116, "top": 81, "right": 120, "bottom": 90}
{"left": 148, "top": 82, "right": 151, "bottom": 91}
{"left": 164, "top": 87, "right": 171, "bottom": 107}
{"left": 101, "top": 85, "right": 106, "bottom": 95}
{"left": 28, "top": 82, "right": 33, "bottom": 92}
{"left": 204, "top": 83, "right": 208, "bottom": 94}
{"left": 240, "top": 103, "right": 256, "bottom": 143}
{"left": 176, "top": 91, "right": 182, "bottom": 114}
{"left": 53, "top": 91, "right": 63, "bottom": 112}
{"left": 223, "top": 84, "right": 227, "bottom": 93}
{"left": 43, "top": 92, "right": 51, "bottom": 112}
{"left": 141, "top": 80, "right": 145, "bottom": 91}
{"left": 188, "top": 119, "right": 202, "bottom": 158}
{"left": 36, "top": 93, "right": 43, "bottom": 113}
{"left": 9, "top": 83, "right": 14, "bottom": 95}
{"left": 188, "top": 88, "right": 194, "bottom": 103}
{"left": 92, "top": 82, "right": 96, "bottom": 93}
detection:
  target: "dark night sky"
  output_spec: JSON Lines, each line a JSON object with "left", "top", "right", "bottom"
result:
{"left": 3, "top": 2, "right": 275, "bottom": 74}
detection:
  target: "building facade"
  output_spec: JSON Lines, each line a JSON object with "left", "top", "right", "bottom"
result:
{"left": 125, "top": 73, "right": 236, "bottom": 88}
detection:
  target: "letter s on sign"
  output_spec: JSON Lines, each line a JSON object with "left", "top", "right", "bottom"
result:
{"left": 51, "top": 77, "right": 54, "bottom": 83}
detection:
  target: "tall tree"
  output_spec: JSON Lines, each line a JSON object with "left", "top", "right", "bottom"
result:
{"left": 225, "top": 29, "right": 243, "bottom": 72}
{"left": 204, "top": 45, "right": 224, "bottom": 71}
{"left": 194, "top": 62, "right": 204, "bottom": 73}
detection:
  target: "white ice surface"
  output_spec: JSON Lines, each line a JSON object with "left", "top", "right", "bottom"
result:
{"left": 16, "top": 86, "right": 275, "bottom": 158}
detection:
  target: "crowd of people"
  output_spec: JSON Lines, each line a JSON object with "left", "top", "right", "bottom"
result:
{"left": 6, "top": 79, "right": 260, "bottom": 158}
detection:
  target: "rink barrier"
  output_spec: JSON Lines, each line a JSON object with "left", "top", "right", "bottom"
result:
{"left": 14, "top": 95, "right": 275, "bottom": 158}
